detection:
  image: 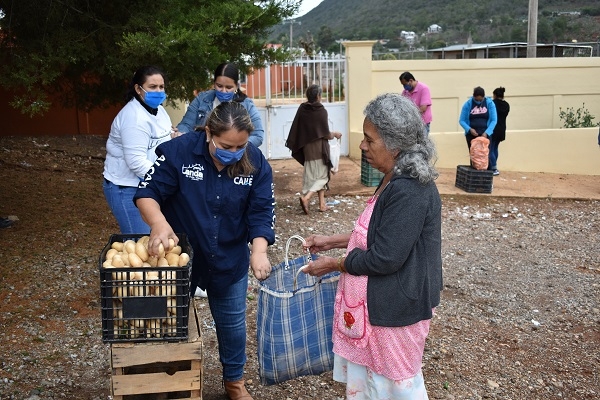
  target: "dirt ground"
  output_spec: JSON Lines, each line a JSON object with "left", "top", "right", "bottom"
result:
{"left": 0, "top": 135, "right": 598, "bottom": 400}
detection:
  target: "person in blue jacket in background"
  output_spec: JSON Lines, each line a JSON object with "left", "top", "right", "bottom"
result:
{"left": 459, "top": 86, "right": 497, "bottom": 150}
{"left": 135, "top": 101, "right": 275, "bottom": 400}
{"left": 177, "top": 62, "right": 264, "bottom": 148}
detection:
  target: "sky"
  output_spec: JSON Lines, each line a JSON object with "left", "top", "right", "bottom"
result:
{"left": 294, "top": 0, "right": 324, "bottom": 17}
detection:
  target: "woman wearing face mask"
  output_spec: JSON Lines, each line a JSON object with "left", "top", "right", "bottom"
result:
{"left": 177, "top": 62, "right": 264, "bottom": 147}
{"left": 459, "top": 86, "right": 497, "bottom": 150}
{"left": 134, "top": 101, "right": 275, "bottom": 400}
{"left": 103, "top": 65, "right": 180, "bottom": 234}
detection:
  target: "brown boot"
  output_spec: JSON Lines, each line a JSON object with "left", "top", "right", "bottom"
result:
{"left": 224, "top": 379, "right": 253, "bottom": 400}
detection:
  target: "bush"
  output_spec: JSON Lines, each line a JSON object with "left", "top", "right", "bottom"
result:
{"left": 558, "top": 103, "right": 599, "bottom": 128}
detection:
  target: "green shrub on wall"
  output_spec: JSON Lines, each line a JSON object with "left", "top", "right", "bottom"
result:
{"left": 558, "top": 103, "right": 599, "bottom": 128}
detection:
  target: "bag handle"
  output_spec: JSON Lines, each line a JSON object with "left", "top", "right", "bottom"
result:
{"left": 285, "top": 235, "right": 313, "bottom": 291}
{"left": 285, "top": 235, "right": 312, "bottom": 270}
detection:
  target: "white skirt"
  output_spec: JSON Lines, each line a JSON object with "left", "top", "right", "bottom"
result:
{"left": 302, "top": 159, "right": 329, "bottom": 194}
{"left": 333, "top": 354, "right": 429, "bottom": 400}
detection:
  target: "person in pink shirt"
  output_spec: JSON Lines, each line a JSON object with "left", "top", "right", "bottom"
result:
{"left": 399, "top": 72, "right": 433, "bottom": 134}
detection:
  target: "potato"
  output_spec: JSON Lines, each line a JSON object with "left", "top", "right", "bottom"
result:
{"left": 131, "top": 271, "right": 143, "bottom": 281}
{"left": 115, "top": 284, "right": 128, "bottom": 298}
{"left": 106, "top": 248, "right": 118, "bottom": 261}
{"left": 123, "top": 240, "right": 136, "bottom": 254}
{"left": 142, "top": 262, "right": 152, "bottom": 268}
{"left": 102, "top": 259, "right": 114, "bottom": 268}
{"left": 146, "top": 319, "right": 161, "bottom": 337}
{"left": 135, "top": 241, "right": 149, "bottom": 261}
{"left": 178, "top": 253, "right": 190, "bottom": 267}
{"left": 112, "top": 271, "right": 127, "bottom": 281}
{"left": 147, "top": 256, "right": 158, "bottom": 267}
{"left": 168, "top": 238, "right": 176, "bottom": 251}
{"left": 139, "top": 235, "right": 150, "bottom": 246}
{"left": 128, "top": 252, "right": 143, "bottom": 268}
{"left": 163, "top": 323, "right": 175, "bottom": 336}
{"left": 157, "top": 257, "right": 169, "bottom": 267}
{"left": 165, "top": 253, "right": 180, "bottom": 267}
{"left": 131, "top": 319, "right": 144, "bottom": 328}
{"left": 129, "top": 282, "right": 143, "bottom": 296}
{"left": 111, "top": 254, "right": 125, "bottom": 268}
{"left": 162, "top": 270, "right": 176, "bottom": 280}
{"left": 157, "top": 243, "right": 166, "bottom": 259}
{"left": 168, "top": 245, "right": 182, "bottom": 256}
{"left": 111, "top": 241, "right": 124, "bottom": 251}
{"left": 118, "top": 252, "right": 130, "bottom": 266}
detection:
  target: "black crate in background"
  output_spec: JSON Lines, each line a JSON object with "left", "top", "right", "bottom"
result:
{"left": 455, "top": 165, "right": 493, "bottom": 193}
{"left": 99, "top": 233, "right": 193, "bottom": 343}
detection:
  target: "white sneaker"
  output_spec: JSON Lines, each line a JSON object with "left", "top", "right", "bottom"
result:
{"left": 194, "top": 287, "right": 208, "bottom": 298}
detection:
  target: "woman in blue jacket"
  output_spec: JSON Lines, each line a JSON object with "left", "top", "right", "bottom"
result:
{"left": 459, "top": 86, "right": 497, "bottom": 150}
{"left": 177, "top": 62, "right": 264, "bottom": 147}
{"left": 135, "top": 102, "right": 275, "bottom": 400}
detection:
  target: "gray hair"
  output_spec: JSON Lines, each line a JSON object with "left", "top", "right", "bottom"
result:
{"left": 306, "top": 84, "right": 322, "bottom": 103}
{"left": 363, "top": 93, "right": 438, "bottom": 184}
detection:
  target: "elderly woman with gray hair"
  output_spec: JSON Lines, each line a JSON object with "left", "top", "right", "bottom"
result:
{"left": 302, "top": 93, "right": 442, "bottom": 399}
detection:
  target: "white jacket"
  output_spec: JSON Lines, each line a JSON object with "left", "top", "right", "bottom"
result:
{"left": 103, "top": 99, "right": 172, "bottom": 187}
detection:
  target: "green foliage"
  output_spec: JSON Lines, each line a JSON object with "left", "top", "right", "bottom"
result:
{"left": 558, "top": 103, "right": 599, "bottom": 128}
{"left": 0, "top": 0, "right": 299, "bottom": 116}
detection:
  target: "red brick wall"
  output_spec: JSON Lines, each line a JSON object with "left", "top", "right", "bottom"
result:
{"left": 0, "top": 88, "right": 118, "bottom": 137}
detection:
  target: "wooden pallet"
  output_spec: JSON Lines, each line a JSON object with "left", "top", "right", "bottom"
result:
{"left": 109, "top": 303, "right": 203, "bottom": 399}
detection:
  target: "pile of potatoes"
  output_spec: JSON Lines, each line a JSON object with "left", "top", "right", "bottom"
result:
{"left": 101, "top": 236, "right": 191, "bottom": 339}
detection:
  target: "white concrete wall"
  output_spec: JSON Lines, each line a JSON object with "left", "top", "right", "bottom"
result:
{"left": 344, "top": 41, "right": 600, "bottom": 175}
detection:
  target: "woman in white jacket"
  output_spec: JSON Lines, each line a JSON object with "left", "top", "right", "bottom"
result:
{"left": 103, "top": 65, "right": 180, "bottom": 234}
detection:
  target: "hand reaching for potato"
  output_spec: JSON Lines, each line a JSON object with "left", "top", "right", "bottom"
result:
{"left": 146, "top": 221, "right": 179, "bottom": 258}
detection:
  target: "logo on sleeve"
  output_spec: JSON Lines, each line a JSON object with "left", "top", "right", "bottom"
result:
{"left": 182, "top": 164, "right": 204, "bottom": 181}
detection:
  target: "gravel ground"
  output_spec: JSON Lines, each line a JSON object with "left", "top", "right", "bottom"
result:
{"left": 0, "top": 135, "right": 598, "bottom": 400}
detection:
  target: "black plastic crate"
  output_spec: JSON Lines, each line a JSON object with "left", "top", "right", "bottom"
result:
{"left": 361, "top": 150, "right": 384, "bottom": 187}
{"left": 99, "top": 234, "right": 193, "bottom": 343}
{"left": 455, "top": 165, "right": 493, "bottom": 193}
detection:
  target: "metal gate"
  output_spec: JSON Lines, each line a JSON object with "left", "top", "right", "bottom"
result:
{"left": 245, "top": 53, "right": 348, "bottom": 160}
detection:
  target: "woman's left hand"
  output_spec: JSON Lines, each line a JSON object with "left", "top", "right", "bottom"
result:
{"left": 170, "top": 127, "right": 182, "bottom": 138}
{"left": 303, "top": 256, "right": 337, "bottom": 277}
{"left": 250, "top": 251, "right": 271, "bottom": 280}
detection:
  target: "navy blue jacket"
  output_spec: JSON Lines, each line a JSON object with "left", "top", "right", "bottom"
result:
{"left": 134, "top": 131, "right": 275, "bottom": 292}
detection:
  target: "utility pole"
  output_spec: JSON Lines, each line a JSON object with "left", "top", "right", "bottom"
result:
{"left": 527, "top": 0, "right": 538, "bottom": 58}
{"left": 283, "top": 19, "right": 301, "bottom": 50}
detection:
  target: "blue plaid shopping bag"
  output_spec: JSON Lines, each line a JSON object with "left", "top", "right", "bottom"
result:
{"left": 257, "top": 235, "right": 340, "bottom": 385}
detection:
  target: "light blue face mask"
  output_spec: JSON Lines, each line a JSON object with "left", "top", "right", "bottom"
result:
{"left": 212, "top": 139, "right": 246, "bottom": 165}
{"left": 140, "top": 87, "right": 166, "bottom": 108}
{"left": 215, "top": 90, "right": 235, "bottom": 103}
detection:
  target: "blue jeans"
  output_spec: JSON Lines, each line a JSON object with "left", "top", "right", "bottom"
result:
{"left": 102, "top": 179, "right": 150, "bottom": 234}
{"left": 208, "top": 275, "right": 248, "bottom": 382}
{"left": 489, "top": 140, "right": 500, "bottom": 170}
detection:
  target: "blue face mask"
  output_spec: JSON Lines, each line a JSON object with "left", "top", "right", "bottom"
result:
{"left": 212, "top": 139, "right": 246, "bottom": 165}
{"left": 215, "top": 90, "right": 235, "bottom": 103}
{"left": 473, "top": 99, "right": 483, "bottom": 105}
{"left": 403, "top": 84, "right": 412, "bottom": 91}
{"left": 140, "top": 87, "right": 166, "bottom": 108}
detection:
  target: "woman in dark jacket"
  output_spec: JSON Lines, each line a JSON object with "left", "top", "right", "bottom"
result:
{"left": 491, "top": 87, "right": 510, "bottom": 176}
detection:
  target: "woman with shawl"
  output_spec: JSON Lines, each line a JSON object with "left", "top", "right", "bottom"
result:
{"left": 286, "top": 85, "right": 342, "bottom": 214}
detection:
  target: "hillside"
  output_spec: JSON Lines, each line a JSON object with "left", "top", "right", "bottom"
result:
{"left": 269, "top": 0, "right": 600, "bottom": 54}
